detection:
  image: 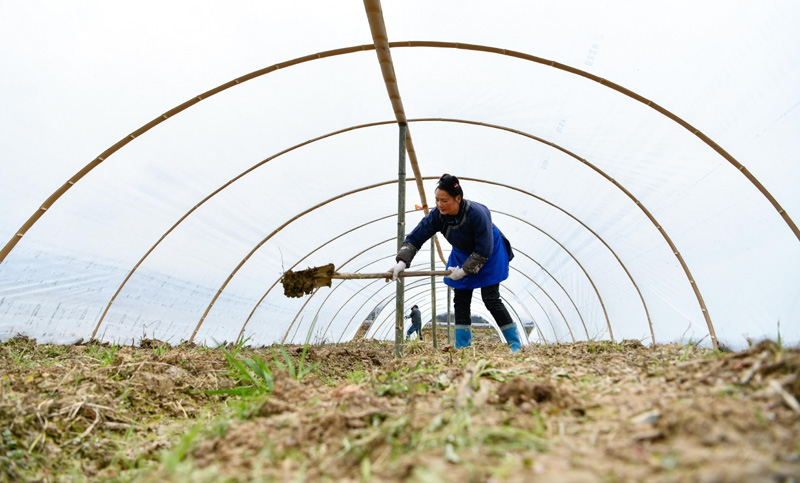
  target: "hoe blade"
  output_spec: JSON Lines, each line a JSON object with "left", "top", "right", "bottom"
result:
{"left": 281, "top": 263, "right": 335, "bottom": 298}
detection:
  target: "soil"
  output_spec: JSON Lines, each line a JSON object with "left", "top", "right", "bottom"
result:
{"left": 281, "top": 264, "right": 334, "bottom": 298}
{"left": 1, "top": 330, "right": 798, "bottom": 482}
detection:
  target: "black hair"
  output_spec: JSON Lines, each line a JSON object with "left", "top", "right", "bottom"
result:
{"left": 436, "top": 173, "right": 463, "bottom": 199}
{"left": 411, "top": 305, "right": 418, "bottom": 310}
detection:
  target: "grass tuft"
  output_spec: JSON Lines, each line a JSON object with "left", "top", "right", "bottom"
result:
{"left": 205, "top": 345, "right": 274, "bottom": 398}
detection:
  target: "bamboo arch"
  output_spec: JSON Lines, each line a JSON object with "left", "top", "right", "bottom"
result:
{"left": 6, "top": 42, "right": 791, "bottom": 347}
{"left": 87, "top": 118, "right": 653, "bottom": 345}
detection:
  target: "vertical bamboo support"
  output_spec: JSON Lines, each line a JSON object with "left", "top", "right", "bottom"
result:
{"left": 447, "top": 286, "right": 452, "bottom": 344}
{"left": 430, "top": 238, "right": 438, "bottom": 348}
{"left": 395, "top": 122, "right": 407, "bottom": 358}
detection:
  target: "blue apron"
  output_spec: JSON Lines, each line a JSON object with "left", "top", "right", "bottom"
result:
{"left": 444, "top": 225, "right": 510, "bottom": 290}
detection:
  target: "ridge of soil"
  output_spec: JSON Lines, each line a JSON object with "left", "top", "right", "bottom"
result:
{"left": 1, "top": 331, "right": 798, "bottom": 481}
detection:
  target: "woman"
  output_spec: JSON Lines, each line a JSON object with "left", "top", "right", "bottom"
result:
{"left": 390, "top": 174, "right": 522, "bottom": 352}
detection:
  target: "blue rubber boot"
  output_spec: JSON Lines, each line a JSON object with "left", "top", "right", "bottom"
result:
{"left": 454, "top": 326, "right": 472, "bottom": 349}
{"left": 501, "top": 325, "right": 522, "bottom": 353}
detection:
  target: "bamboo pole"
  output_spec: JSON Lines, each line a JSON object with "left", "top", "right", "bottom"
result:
{"left": 447, "top": 286, "right": 452, "bottom": 345}
{"left": 395, "top": 122, "right": 407, "bottom": 358}
{"left": 430, "top": 238, "right": 438, "bottom": 348}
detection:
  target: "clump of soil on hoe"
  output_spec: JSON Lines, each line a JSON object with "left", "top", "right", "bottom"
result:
{"left": 1, "top": 332, "right": 799, "bottom": 481}
{"left": 281, "top": 264, "right": 334, "bottom": 298}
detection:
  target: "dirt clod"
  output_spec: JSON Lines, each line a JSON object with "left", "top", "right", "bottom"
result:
{"left": 281, "top": 264, "right": 334, "bottom": 297}
{"left": 496, "top": 377, "right": 556, "bottom": 405}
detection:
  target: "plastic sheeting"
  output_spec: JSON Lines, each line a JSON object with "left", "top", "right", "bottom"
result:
{"left": 1, "top": 1, "right": 798, "bottom": 349}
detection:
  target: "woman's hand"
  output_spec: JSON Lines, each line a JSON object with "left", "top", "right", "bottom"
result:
{"left": 445, "top": 266, "right": 466, "bottom": 280}
{"left": 390, "top": 260, "right": 406, "bottom": 281}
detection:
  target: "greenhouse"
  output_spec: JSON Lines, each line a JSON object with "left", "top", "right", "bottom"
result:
{"left": 1, "top": 1, "right": 799, "bottom": 480}
{"left": 2, "top": 2, "right": 797, "bottom": 351}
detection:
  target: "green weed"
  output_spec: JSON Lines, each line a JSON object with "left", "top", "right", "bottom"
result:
{"left": 153, "top": 344, "right": 169, "bottom": 358}
{"left": 677, "top": 343, "right": 692, "bottom": 363}
{"left": 271, "top": 344, "right": 318, "bottom": 382}
{"left": 753, "top": 407, "right": 770, "bottom": 430}
{"left": 529, "top": 408, "right": 548, "bottom": 438}
{"left": 86, "top": 341, "right": 120, "bottom": 366}
{"left": 3, "top": 339, "right": 30, "bottom": 366}
{"left": 375, "top": 370, "right": 411, "bottom": 396}
{"left": 478, "top": 425, "right": 549, "bottom": 453}
{"left": 206, "top": 345, "right": 274, "bottom": 398}
{"left": 346, "top": 363, "right": 369, "bottom": 385}
{"left": 151, "top": 333, "right": 173, "bottom": 357}
{"left": 42, "top": 344, "right": 68, "bottom": 359}
{"left": 703, "top": 349, "right": 727, "bottom": 359}
{"left": 587, "top": 341, "right": 623, "bottom": 353}
{"left": 160, "top": 421, "right": 203, "bottom": 472}
{"left": 579, "top": 374, "right": 600, "bottom": 386}
{"left": 229, "top": 336, "right": 250, "bottom": 358}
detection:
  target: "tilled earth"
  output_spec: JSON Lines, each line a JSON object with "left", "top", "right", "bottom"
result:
{"left": 1, "top": 331, "right": 798, "bottom": 482}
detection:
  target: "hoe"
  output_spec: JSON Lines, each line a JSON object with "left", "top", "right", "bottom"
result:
{"left": 281, "top": 263, "right": 450, "bottom": 298}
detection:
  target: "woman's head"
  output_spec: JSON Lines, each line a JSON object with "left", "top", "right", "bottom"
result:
{"left": 435, "top": 174, "right": 463, "bottom": 215}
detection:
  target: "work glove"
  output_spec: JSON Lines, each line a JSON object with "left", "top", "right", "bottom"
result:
{"left": 390, "top": 260, "right": 406, "bottom": 281}
{"left": 395, "top": 242, "right": 418, "bottom": 266}
{"left": 445, "top": 266, "right": 466, "bottom": 280}
{"left": 462, "top": 252, "right": 488, "bottom": 275}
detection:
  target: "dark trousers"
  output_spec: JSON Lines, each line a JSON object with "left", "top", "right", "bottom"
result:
{"left": 453, "top": 283, "right": 514, "bottom": 329}
{"left": 406, "top": 324, "right": 422, "bottom": 340}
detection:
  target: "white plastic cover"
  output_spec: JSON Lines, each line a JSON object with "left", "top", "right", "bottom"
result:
{"left": 1, "top": 1, "right": 798, "bottom": 349}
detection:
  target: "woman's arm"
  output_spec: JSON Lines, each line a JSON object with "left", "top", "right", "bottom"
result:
{"left": 396, "top": 209, "right": 440, "bottom": 265}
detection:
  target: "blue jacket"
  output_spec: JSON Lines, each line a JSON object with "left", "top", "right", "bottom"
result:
{"left": 404, "top": 200, "right": 513, "bottom": 289}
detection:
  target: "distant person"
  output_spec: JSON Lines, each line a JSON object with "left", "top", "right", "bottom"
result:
{"left": 390, "top": 174, "right": 522, "bottom": 352}
{"left": 405, "top": 304, "right": 423, "bottom": 341}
